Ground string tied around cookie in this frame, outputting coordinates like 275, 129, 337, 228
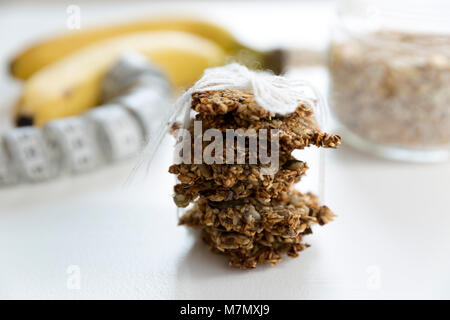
126, 63, 328, 186
177, 63, 326, 130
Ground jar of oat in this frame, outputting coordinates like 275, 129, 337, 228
329, 0, 450, 162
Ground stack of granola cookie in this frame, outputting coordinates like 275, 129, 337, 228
169, 89, 340, 269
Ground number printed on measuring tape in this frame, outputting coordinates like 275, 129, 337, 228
44, 117, 101, 173
87, 105, 143, 161
3, 127, 55, 182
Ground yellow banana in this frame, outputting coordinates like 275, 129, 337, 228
10, 17, 281, 80
15, 31, 227, 126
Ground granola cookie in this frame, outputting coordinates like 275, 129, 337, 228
190, 93, 341, 151
171, 158, 308, 207
202, 228, 310, 269
180, 189, 335, 238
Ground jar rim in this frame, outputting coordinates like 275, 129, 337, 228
334, 0, 450, 53
336, 0, 450, 36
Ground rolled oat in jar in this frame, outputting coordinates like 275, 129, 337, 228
329, 0, 450, 162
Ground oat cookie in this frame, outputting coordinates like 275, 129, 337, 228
170, 89, 340, 268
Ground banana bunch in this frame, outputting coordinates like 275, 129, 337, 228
15, 31, 226, 126
11, 18, 283, 126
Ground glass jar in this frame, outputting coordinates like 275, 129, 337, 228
328, 0, 450, 162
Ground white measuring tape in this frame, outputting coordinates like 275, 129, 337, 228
0, 53, 172, 186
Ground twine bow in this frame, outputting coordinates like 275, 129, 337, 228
175, 63, 326, 129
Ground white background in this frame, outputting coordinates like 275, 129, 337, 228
0, 0, 449, 299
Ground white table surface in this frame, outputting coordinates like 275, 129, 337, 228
1, 1, 450, 300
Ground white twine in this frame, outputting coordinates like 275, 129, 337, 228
175, 63, 326, 130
